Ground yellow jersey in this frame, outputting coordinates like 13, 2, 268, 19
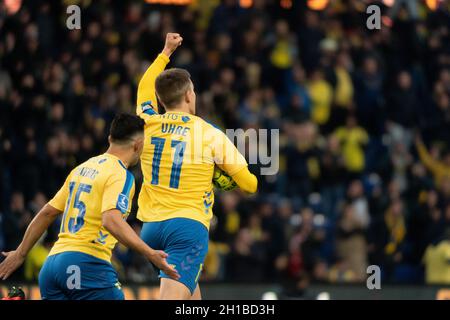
423, 240, 450, 285
334, 126, 369, 173
136, 54, 248, 229
48, 153, 135, 262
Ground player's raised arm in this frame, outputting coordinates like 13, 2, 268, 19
136, 33, 183, 115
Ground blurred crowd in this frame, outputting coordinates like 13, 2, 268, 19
1, 0, 450, 290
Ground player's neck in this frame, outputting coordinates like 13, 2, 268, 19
105, 147, 130, 168
167, 104, 192, 114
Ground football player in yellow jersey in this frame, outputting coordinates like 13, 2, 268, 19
0, 114, 178, 300
136, 34, 258, 299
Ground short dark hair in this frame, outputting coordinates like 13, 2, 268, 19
109, 113, 145, 143
155, 68, 192, 109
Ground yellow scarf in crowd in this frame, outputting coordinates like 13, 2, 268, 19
384, 210, 406, 255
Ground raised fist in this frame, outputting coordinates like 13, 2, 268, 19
162, 33, 183, 58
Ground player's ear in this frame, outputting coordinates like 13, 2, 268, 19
156, 98, 168, 113
185, 89, 191, 104
108, 135, 112, 144
186, 88, 196, 105
134, 136, 144, 153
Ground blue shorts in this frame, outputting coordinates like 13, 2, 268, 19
141, 218, 209, 295
38, 251, 124, 300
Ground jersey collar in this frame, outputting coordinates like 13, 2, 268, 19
104, 153, 127, 170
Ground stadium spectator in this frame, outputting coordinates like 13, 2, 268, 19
415, 135, 450, 188
3, 192, 32, 250
23, 234, 50, 281
336, 204, 368, 281
306, 68, 333, 127
423, 229, 450, 284
334, 115, 369, 176
226, 226, 266, 282
369, 199, 408, 280
319, 135, 345, 219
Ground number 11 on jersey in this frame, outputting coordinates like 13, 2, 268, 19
150, 137, 186, 189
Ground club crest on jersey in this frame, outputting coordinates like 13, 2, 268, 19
181, 115, 191, 123
117, 193, 129, 213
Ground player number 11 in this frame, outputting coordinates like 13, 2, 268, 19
150, 137, 186, 189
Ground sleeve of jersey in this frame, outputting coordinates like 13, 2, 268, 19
231, 167, 258, 194
136, 53, 170, 119
101, 170, 135, 215
212, 129, 249, 177
48, 173, 71, 212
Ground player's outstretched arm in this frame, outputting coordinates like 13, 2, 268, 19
136, 33, 183, 112
102, 210, 180, 280
231, 167, 258, 194
0, 204, 61, 280
212, 129, 258, 194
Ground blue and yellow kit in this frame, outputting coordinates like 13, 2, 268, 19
136, 54, 249, 231
39, 153, 134, 299
136, 53, 257, 294
48, 153, 135, 262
